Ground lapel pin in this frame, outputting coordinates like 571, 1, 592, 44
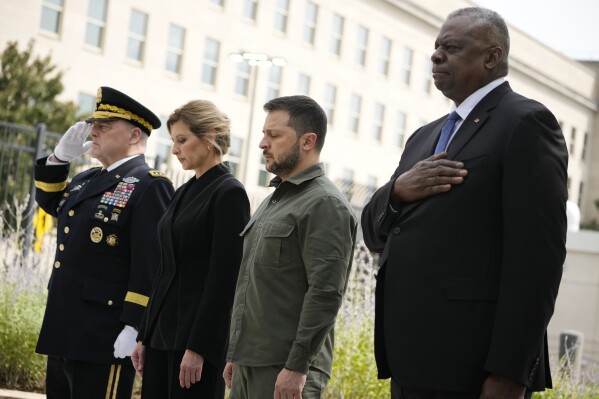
474, 118, 480, 123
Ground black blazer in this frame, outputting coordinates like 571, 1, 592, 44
362, 82, 568, 391
138, 164, 250, 368
34, 155, 174, 364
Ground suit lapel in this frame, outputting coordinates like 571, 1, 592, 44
397, 82, 512, 220
446, 82, 512, 158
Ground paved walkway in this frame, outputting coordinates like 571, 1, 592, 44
0, 389, 45, 399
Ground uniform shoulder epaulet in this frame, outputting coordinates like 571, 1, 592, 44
149, 170, 172, 182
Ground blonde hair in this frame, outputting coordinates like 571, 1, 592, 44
167, 100, 231, 155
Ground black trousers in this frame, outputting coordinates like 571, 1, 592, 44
140, 346, 224, 399
46, 355, 135, 399
391, 379, 533, 399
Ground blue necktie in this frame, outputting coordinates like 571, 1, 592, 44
434, 111, 460, 154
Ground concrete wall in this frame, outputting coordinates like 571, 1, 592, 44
548, 230, 599, 366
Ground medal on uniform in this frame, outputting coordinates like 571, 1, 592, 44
90, 227, 103, 243
100, 181, 136, 208
111, 208, 121, 221
106, 234, 118, 247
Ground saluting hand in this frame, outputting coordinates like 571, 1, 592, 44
53, 121, 93, 162
391, 152, 468, 205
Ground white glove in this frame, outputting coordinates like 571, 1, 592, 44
53, 121, 93, 162
113, 325, 138, 358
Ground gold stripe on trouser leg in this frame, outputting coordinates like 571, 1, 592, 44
112, 365, 121, 399
105, 365, 116, 399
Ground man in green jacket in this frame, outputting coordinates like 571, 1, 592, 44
224, 95, 357, 399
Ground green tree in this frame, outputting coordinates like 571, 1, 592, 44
0, 40, 77, 232
0, 39, 77, 132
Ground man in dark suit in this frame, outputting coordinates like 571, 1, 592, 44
361, 7, 568, 399
34, 86, 174, 399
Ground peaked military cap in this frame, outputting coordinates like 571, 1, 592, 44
86, 87, 161, 135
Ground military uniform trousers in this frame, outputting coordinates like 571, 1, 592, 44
46, 355, 135, 399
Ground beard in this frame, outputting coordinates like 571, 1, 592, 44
265, 139, 300, 177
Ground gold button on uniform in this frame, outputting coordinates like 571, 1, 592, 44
59, 244, 65, 251
64, 226, 70, 234
54, 261, 61, 269
108, 300, 113, 306
68, 210, 75, 216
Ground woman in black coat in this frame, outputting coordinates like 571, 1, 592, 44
132, 100, 250, 398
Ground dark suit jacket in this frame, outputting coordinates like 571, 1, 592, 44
138, 164, 250, 369
34, 155, 174, 364
361, 82, 568, 391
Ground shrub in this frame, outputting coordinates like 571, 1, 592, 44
323, 241, 389, 399
0, 197, 49, 392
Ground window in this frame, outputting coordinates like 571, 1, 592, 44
85, 0, 108, 48
582, 132, 589, 161
266, 66, 283, 101
400, 47, 413, 85
379, 37, 391, 76
394, 111, 407, 148
274, 0, 290, 33
355, 26, 369, 66
303, 2, 318, 45
77, 92, 96, 118
243, 0, 258, 20
330, 14, 344, 56
297, 73, 311, 95
578, 182, 584, 208
366, 175, 378, 193
234, 62, 251, 96
341, 169, 354, 201
227, 136, 243, 178
40, 0, 64, 34
570, 127, 576, 155
258, 157, 271, 187
154, 118, 173, 169
165, 24, 185, 74
210, 0, 225, 7
201, 38, 220, 86
422, 57, 432, 92
348, 94, 362, 134
323, 84, 337, 125
372, 103, 385, 141
127, 10, 148, 62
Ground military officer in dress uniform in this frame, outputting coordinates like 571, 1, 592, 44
34, 86, 175, 399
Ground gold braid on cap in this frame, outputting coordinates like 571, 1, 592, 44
96, 104, 153, 132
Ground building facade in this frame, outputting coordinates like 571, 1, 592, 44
0, 0, 597, 218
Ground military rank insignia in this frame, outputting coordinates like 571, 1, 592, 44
100, 180, 136, 207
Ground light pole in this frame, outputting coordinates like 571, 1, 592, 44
229, 51, 286, 186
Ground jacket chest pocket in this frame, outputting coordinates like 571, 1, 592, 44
255, 220, 295, 267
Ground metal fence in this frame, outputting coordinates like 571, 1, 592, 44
0, 119, 376, 252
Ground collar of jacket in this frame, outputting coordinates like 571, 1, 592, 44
268, 162, 325, 188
